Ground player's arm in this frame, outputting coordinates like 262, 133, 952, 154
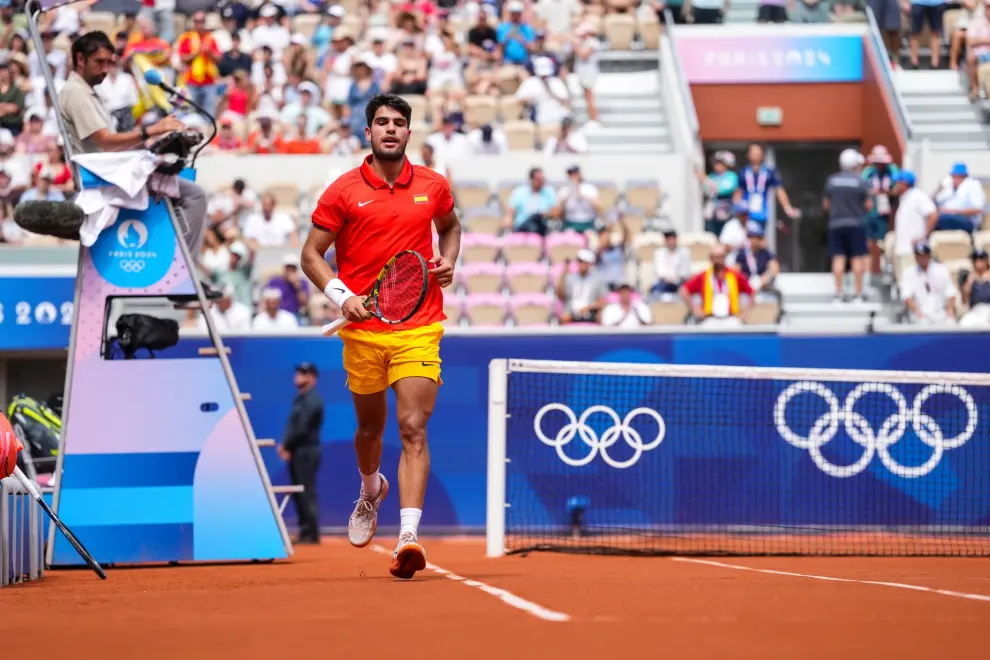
305, 190, 372, 322
432, 181, 461, 288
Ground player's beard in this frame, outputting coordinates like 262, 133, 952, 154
372, 135, 407, 162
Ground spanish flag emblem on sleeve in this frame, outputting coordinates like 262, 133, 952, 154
413, 194, 429, 204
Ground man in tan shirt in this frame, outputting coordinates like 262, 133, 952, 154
59, 31, 216, 298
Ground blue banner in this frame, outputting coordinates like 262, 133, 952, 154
0, 276, 74, 352
158, 331, 990, 531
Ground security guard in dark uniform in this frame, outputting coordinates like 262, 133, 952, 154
278, 362, 324, 544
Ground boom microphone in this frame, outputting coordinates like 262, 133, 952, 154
143, 67, 180, 97
13, 200, 85, 241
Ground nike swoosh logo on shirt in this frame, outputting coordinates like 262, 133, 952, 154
358, 200, 374, 207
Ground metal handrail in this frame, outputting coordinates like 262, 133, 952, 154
663, 9, 704, 166
865, 7, 914, 147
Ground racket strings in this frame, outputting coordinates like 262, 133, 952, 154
376, 253, 427, 322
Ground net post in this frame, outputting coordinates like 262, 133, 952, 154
486, 359, 509, 558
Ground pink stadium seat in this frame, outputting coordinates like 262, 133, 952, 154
460, 232, 501, 264
511, 293, 553, 326
458, 262, 505, 293
464, 293, 509, 325
505, 262, 550, 293
500, 232, 544, 263
545, 230, 587, 264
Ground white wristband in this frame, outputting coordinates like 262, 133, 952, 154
324, 279, 355, 307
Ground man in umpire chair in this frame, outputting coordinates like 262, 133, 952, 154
58, 31, 221, 302
278, 362, 324, 545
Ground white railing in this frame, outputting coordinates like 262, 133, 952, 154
658, 11, 705, 232
865, 7, 914, 151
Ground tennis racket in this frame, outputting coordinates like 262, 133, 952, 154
13, 466, 106, 580
322, 250, 430, 337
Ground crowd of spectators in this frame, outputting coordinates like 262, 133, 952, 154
0, 0, 987, 331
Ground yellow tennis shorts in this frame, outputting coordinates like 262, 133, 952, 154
339, 322, 444, 395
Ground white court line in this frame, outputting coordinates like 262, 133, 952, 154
370, 545, 570, 622
673, 557, 990, 603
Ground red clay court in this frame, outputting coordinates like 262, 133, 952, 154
3, 538, 988, 659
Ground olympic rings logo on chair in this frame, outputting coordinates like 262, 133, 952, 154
533, 403, 667, 469
119, 260, 146, 273
773, 382, 978, 479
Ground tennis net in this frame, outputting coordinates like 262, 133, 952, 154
486, 359, 990, 557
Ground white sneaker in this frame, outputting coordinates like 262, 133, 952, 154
347, 474, 389, 548
389, 531, 426, 580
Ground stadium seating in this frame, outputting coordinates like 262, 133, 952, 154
511, 293, 554, 326
464, 293, 509, 326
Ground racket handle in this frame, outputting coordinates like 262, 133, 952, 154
321, 318, 351, 337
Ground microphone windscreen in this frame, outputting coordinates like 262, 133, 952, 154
143, 68, 164, 86
13, 200, 86, 241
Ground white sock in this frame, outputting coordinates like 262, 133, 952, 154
361, 469, 381, 497
399, 508, 422, 539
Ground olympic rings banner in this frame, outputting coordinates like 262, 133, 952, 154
505, 370, 990, 530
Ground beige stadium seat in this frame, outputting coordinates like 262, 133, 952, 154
594, 182, 620, 211
291, 14, 322, 38
408, 121, 429, 151
499, 96, 524, 122
497, 181, 524, 211
633, 231, 665, 263
604, 14, 636, 50
204, 12, 223, 30
461, 237, 500, 264
637, 12, 661, 50
173, 13, 187, 37
513, 298, 553, 326
625, 181, 661, 216
401, 95, 429, 124
464, 96, 497, 127
943, 259, 972, 285
637, 261, 659, 292
442, 304, 462, 326
265, 183, 300, 208
501, 236, 544, 263
930, 230, 973, 262
622, 210, 647, 235
341, 15, 363, 32
497, 67, 523, 96
747, 298, 781, 325
975, 230, 990, 251
466, 210, 502, 235
681, 232, 718, 262
464, 298, 508, 325
507, 267, 549, 294
339, 0, 361, 14
505, 121, 536, 151
463, 268, 504, 294
84, 11, 116, 37
651, 298, 688, 326
453, 182, 491, 209
537, 123, 557, 146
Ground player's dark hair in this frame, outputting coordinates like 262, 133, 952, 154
71, 31, 114, 70
365, 94, 413, 127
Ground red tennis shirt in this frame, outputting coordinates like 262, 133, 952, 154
312, 154, 455, 332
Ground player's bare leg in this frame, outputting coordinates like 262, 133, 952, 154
388, 376, 437, 579
347, 390, 389, 548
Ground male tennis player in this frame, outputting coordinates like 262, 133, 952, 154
300, 94, 461, 579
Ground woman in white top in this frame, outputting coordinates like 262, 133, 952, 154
322, 31, 357, 117
427, 32, 466, 96
571, 22, 601, 126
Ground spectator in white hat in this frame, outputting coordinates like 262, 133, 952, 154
214, 240, 254, 308
252, 3, 291, 57
280, 80, 332, 138
498, 1, 535, 67
197, 285, 253, 332
253, 288, 300, 332
515, 55, 571, 127
18, 166, 63, 203
900, 240, 958, 326
267, 253, 311, 318
557, 248, 609, 324
15, 107, 56, 155
823, 148, 871, 303
364, 29, 398, 83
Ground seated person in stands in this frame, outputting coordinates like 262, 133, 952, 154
266, 254, 310, 319
595, 210, 629, 290
680, 244, 753, 327
543, 117, 588, 155
556, 249, 608, 324
960, 248, 990, 327
727, 222, 779, 295
196, 285, 252, 332
19, 167, 64, 203
699, 150, 738, 236
557, 165, 600, 234
503, 167, 558, 234
252, 287, 300, 332
601, 282, 654, 329
933, 162, 985, 233
899, 240, 958, 325
892, 170, 937, 260
651, 229, 691, 295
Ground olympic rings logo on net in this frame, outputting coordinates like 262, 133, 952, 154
533, 403, 667, 469
119, 260, 146, 273
773, 381, 978, 479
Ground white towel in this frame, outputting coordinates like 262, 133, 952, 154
71, 151, 168, 247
